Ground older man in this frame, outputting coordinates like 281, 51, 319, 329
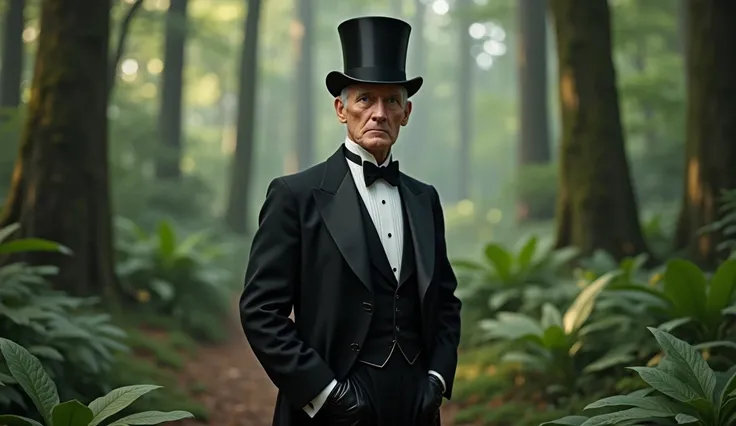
240, 16, 461, 426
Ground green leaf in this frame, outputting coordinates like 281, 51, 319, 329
88, 385, 163, 426
0, 338, 59, 425
540, 303, 563, 329
648, 327, 717, 400
51, 400, 94, 426
0, 414, 44, 426
658, 317, 693, 333
540, 416, 588, 426
563, 271, 619, 334
707, 259, 736, 313
157, 221, 176, 257
542, 325, 568, 350
629, 366, 704, 406
0, 223, 20, 243
500, 352, 547, 371
451, 259, 486, 271
663, 259, 708, 319
692, 341, 736, 351
108, 410, 193, 425
583, 395, 679, 413
582, 351, 635, 374
516, 236, 537, 271
718, 370, 736, 407
581, 407, 674, 426
674, 413, 699, 424
481, 312, 544, 340
0, 239, 72, 256
483, 243, 513, 282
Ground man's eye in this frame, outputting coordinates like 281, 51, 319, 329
358, 96, 369, 102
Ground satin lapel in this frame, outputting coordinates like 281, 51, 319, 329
399, 179, 435, 302
313, 147, 372, 292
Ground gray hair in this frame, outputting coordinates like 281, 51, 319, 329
340, 86, 408, 109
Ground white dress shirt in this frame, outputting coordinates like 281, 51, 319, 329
302, 138, 446, 418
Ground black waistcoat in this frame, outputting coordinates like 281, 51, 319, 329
355, 190, 423, 368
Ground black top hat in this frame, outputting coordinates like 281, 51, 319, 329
325, 16, 423, 98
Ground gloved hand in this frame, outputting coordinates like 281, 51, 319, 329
417, 374, 443, 425
320, 377, 372, 426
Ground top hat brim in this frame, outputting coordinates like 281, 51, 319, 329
326, 71, 424, 99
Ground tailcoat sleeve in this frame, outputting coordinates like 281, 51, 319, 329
428, 186, 462, 399
239, 177, 335, 409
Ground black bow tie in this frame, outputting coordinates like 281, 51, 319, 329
344, 147, 400, 187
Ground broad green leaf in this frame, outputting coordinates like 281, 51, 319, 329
692, 341, 736, 351
629, 366, 705, 407
0, 239, 72, 255
563, 271, 619, 334
483, 244, 513, 281
450, 259, 486, 271
0, 414, 44, 426
584, 395, 679, 413
542, 325, 568, 350
674, 413, 699, 424
540, 416, 588, 426
51, 400, 94, 426
0, 223, 20, 243
540, 303, 563, 329
108, 410, 193, 425
488, 312, 544, 338
581, 407, 674, 426
157, 221, 176, 257
516, 236, 537, 271
88, 385, 162, 426
0, 338, 59, 425
663, 259, 708, 319
500, 352, 547, 371
719, 371, 736, 407
658, 317, 693, 332
582, 351, 635, 374
0, 371, 16, 384
488, 288, 520, 311
707, 259, 736, 313
649, 327, 716, 400
577, 315, 629, 336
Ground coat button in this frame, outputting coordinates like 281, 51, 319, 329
350, 342, 360, 351
362, 302, 373, 312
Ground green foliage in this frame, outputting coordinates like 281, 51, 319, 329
0, 337, 193, 426
700, 189, 736, 260
479, 272, 633, 395
454, 235, 579, 322
542, 328, 736, 426
516, 164, 558, 220
114, 217, 234, 342
0, 224, 128, 410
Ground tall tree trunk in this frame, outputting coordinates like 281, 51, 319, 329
0, 0, 117, 298
673, 0, 736, 267
156, 0, 188, 180
517, 0, 552, 221
225, 0, 262, 234
109, 0, 144, 99
294, 0, 314, 170
456, 1, 473, 201
549, 0, 650, 261
401, 0, 427, 163
0, 0, 24, 112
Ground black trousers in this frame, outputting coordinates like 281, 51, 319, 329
350, 350, 428, 426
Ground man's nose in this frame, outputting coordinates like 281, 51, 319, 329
370, 101, 388, 121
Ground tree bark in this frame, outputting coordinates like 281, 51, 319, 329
456, 0, 473, 201
673, 0, 736, 267
517, 0, 552, 221
0, 0, 117, 298
294, 0, 314, 170
0, 0, 24, 111
156, 0, 188, 179
225, 0, 263, 234
549, 0, 650, 261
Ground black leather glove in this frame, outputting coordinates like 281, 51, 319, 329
417, 375, 443, 425
320, 377, 372, 426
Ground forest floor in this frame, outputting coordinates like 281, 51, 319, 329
163, 300, 459, 426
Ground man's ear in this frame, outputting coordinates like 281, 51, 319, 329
401, 100, 413, 126
334, 97, 348, 123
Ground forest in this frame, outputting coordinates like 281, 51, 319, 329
0, 0, 735, 425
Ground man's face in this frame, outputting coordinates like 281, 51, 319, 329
334, 84, 413, 161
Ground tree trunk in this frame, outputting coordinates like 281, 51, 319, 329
294, 0, 314, 170
225, 0, 262, 234
549, 0, 650, 261
456, 1, 473, 201
517, 0, 552, 221
0, 0, 24, 111
156, 0, 188, 179
109, 0, 144, 99
673, 0, 736, 267
0, 0, 117, 298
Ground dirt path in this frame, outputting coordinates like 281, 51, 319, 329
171, 303, 457, 425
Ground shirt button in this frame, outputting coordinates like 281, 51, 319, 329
388, 233, 392, 238
382, 200, 386, 204
392, 267, 397, 272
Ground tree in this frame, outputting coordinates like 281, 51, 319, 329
294, 0, 315, 170
0, 0, 24, 113
157, 0, 188, 179
516, 0, 553, 221
0, 0, 117, 298
225, 0, 263, 234
673, 0, 736, 266
549, 0, 650, 261
455, 0, 474, 201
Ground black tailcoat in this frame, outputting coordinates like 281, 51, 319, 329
239, 146, 462, 426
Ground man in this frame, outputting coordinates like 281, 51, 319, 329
240, 16, 461, 426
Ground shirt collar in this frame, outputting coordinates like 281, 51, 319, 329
344, 137, 392, 167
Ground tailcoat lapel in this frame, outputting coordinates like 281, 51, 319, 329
399, 178, 435, 302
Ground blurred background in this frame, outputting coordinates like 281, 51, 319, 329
1, 0, 735, 425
